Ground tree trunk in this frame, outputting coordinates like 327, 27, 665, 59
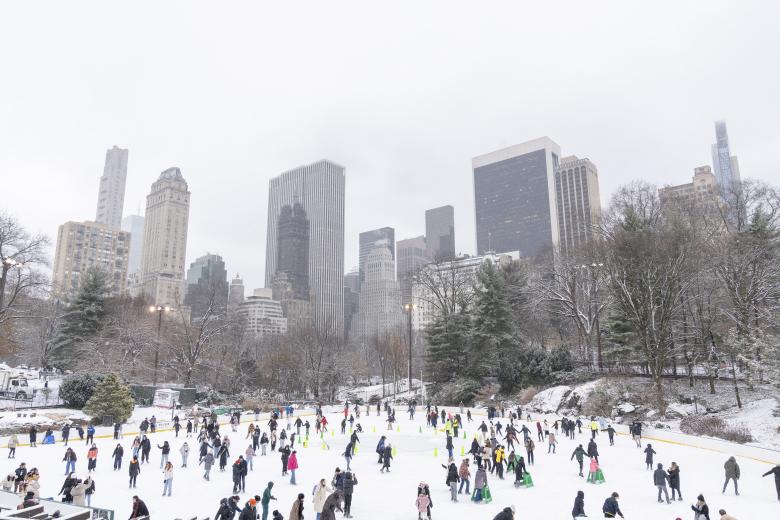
729, 354, 742, 409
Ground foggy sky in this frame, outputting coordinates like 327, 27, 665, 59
1, 1, 779, 293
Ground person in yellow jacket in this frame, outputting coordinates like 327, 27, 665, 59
590, 419, 599, 439
494, 446, 506, 480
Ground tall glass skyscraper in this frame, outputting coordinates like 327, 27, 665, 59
425, 205, 455, 260
265, 159, 345, 335
711, 120, 740, 188
472, 137, 561, 257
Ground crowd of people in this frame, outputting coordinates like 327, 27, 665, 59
1, 400, 778, 520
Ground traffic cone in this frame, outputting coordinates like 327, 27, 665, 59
354, 445, 359, 454
460, 446, 465, 456
321, 442, 327, 450
303, 440, 308, 448
419, 426, 422, 434
463, 431, 466, 440
372, 426, 376, 433
392, 446, 397, 457
433, 448, 438, 457
396, 425, 400, 432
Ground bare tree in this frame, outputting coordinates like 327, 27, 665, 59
601, 182, 697, 411
166, 289, 230, 387
0, 212, 50, 324
414, 258, 475, 316
537, 248, 609, 367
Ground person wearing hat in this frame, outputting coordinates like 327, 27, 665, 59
718, 509, 737, 520
691, 494, 710, 520
493, 505, 516, 519
289, 492, 305, 520
602, 492, 624, 518
239, 498, 257, 520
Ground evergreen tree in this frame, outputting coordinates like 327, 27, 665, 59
52, 267, 111, 369
470, 260, 520, 390
424, 311, 471, 384
83, 372, 135, 423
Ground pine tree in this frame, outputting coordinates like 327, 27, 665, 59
424, 311, 471, 384
52, 267, 111, 369
469, 260, 520, 389
83, 372, 135, 423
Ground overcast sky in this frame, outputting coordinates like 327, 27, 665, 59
1, 1, 779, 292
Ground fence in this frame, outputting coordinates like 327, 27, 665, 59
0, 388, 63, 411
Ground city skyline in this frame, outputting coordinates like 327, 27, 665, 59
2, 2, 778, 293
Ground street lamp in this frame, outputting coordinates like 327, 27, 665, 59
149, 305, 172, 388
403, 303, 414, 396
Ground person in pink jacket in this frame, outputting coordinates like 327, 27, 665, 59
288, 450, 299, 485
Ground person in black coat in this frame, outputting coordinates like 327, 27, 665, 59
762, 464, 780, 501
28, 426, 37, 447
572, 490, 585, 518
128, 456, 140, 488
667, 462, 682, 500
112, 444, 124, 471
643, 444, 655, 470
587, 439, 599, 463
214, 498, 233, 520
129, 495, 149, 519
513, 455, 527, 486
602, 492, 623, 518
691, 494, 710, 520
653, 463, 671, 504
492, 505, 515, 520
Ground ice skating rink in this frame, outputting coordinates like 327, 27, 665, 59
1, 407, 777, 519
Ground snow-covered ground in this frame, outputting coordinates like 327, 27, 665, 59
0, 405, 777, 519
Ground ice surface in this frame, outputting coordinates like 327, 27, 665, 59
0, 405, 777, 519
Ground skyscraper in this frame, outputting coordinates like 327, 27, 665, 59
343, 268, 360, 339
473, 137, 561, 257
554, 156, 601, 254
355, 247, 403, 340
711, 120, 741, 188
138, 167, 191, 306
265, 159, 345, 334
95, 146, 129, 230
52, 220, 130, 297
425, 205, 455, 260
228, 274, 245, 310
397, 235, 428, 305
358, 227, 395, 284
121, 214, 145, 277
184, 253, 229, 319
275, 203, 310, 300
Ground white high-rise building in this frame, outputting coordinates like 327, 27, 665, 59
356, 247, 403, 339
264, 159, 345, 335
138, 167, 190, 306
52, 220, 130, 297
554, 155, 601, 254
95, 146, 129, 230
121, 214, 145, 277
238, 294, 288, 337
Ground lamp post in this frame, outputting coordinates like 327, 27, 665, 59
149, 305, 171, 388
403, 303, 414, 395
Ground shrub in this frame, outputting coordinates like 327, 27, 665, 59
59, 373, 104, 408
679, 415, 753, 444
83, 373, 135, 423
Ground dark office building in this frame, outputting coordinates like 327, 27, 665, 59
425, 205, 455, 261
276, 203, 310, 300
184, 253, 229, 319
358, 227, 395, 284
472, 137, 561, 257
